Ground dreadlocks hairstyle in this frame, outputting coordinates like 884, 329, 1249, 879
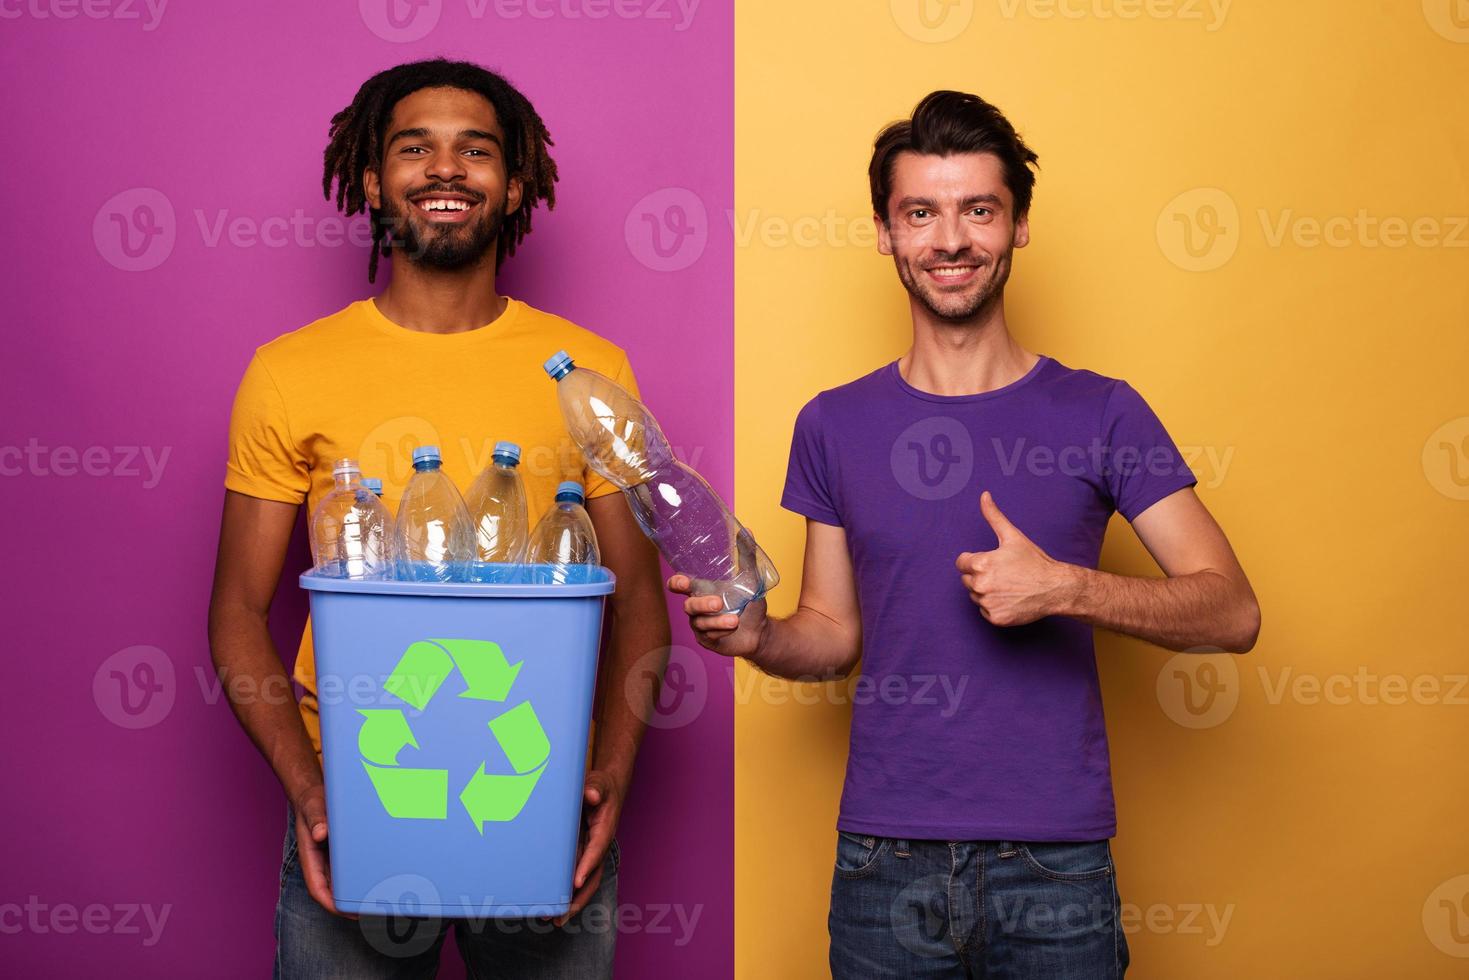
322, 58, 559, 283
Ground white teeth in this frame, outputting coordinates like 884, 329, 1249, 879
418, 199, 470, 212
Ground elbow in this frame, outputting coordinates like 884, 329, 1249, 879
1224, 596, 1261, 654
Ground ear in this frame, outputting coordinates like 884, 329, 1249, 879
505, 175, 524, 216
364, 166, 381, 211
1013, 211, 1030, 249
876, 213, 893, 256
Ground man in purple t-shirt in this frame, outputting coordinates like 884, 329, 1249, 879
671, 91, 1259, 978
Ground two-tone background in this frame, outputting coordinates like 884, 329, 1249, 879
2, 1, 1466, 976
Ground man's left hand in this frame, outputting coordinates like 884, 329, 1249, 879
956, 491, 1080, 627
555, 768, 625, 926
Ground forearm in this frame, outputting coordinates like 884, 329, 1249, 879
208, 605, 321, 802
591, 581, 671, 785
1056, 564, 1260, 653
747, 605, 861, 681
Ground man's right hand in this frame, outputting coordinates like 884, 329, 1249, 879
667, 574, 768, 659
292, 782, 356, 919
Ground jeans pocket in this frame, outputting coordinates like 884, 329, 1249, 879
834, 832, 885, 879
1018, 840, 1113, 882
279, 809, 300, 890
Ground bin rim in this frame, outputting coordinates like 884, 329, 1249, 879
300, 567, 615, 598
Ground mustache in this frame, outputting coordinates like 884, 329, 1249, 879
402, 185, 487, 204
918, 253, 987, 270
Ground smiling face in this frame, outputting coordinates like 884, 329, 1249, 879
363, 85, 524, 272
877, 151, 1029, 323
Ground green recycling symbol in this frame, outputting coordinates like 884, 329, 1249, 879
357, 638, 550, 833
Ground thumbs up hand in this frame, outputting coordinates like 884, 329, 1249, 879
956, 491, 1079, 627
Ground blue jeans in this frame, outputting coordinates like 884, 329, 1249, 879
829, 834, 1129, 979
274, 811, 619, 979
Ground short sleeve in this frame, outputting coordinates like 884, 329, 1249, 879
583, 353, 641, 500
1101, 381, 1197, 521
224, 353, 310, 504
781, 395, 842, 527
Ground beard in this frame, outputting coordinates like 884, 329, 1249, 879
379, 186, 506, 271
894, 246, 1014, 323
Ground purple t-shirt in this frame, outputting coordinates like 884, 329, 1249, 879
781, 356, 1196, 841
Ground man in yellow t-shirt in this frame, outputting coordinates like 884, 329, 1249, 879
208, 58, 669, 978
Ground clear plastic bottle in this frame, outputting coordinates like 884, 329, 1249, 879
392, 445, 474, 582
465, 441, 529, 567
308, 458, 393, 579
544, 350, 778, 612
526, 481, 601, 585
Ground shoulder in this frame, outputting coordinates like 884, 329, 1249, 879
250, 299, 367, 368
793, 362, 893, 429
513, 301, 629, 373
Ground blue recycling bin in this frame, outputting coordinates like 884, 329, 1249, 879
300, 564, 614, 917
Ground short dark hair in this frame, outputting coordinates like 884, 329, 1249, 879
869, 90, 1039, 224
322, 58, 559, 282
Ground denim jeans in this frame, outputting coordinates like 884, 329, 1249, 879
274, 811, 619, 979
829, 834, 1128, 979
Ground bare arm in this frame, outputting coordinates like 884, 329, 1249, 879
206, 490, 344, 914
563, 491, 671, 922
670, 518, 863, 681
959, 488, 1260, 653
1065, 488, 1260, 651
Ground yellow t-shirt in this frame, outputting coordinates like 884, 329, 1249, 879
224, 296, 637, 754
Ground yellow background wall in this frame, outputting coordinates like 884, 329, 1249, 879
734, 1, 1469, 976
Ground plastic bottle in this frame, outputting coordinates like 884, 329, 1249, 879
544, 350, 778, 612
465, 441, 529, 574
526, 481, 601, 585
308, 458, 393, 579
392, 445, 474, 582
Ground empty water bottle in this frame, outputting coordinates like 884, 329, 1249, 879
527, 481, 600, 585
308, 458, 393, 579
544, 350, 778, 613
465, 441, 529, 566
393, 445, 474, 582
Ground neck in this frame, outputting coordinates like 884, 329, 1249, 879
372, 248, 507, 334
899, 292, 1038, 397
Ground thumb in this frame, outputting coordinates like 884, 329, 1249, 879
301, 798, 328, 842
980, 491, 1022, 544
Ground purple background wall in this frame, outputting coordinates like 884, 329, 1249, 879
0, 1, 731, 976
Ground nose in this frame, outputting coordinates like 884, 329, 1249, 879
424, 147, 466, 185
932, 210, 968, 255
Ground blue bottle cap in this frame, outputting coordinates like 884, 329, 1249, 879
543, 350, 575, 381
555, 480, 585, 503
411, 445, 441, 466
493, 441, 522, 465
361, 477, 383, 494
